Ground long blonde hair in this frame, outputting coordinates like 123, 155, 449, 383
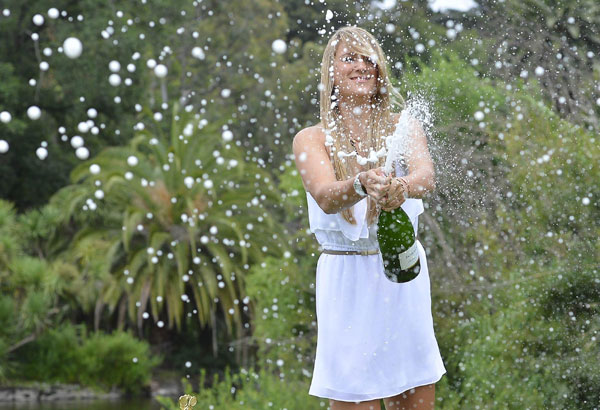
320, 26, 405, 225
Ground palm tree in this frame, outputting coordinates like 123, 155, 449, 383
55, 103, 288, 351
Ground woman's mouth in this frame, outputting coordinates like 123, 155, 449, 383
350, 75, 373, 83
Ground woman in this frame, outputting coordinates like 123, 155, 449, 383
292, 26, 446, 409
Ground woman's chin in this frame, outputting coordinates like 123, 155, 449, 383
340, 85, 376, 99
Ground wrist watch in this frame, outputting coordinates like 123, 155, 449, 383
353, 172, 367, 197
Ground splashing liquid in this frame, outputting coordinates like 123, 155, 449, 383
378, 96, 434, 283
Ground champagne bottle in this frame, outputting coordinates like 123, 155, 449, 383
377, 207, 421, 283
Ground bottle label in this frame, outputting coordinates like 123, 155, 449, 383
398, 241, 419, 269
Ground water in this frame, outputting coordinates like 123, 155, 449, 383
0, 398, 166, 410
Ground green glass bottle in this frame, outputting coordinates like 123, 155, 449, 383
377, 207, 421, 283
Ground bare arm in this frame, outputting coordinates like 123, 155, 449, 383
399, 116, 436, 198
292, 126, 389, 214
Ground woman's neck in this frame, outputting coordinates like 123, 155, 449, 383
337, 97, 372, 139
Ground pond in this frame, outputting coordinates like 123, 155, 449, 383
0, 398, 167, 410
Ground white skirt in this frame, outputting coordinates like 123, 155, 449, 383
308, 241, 447, 402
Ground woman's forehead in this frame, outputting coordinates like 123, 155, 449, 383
334, 38, 375, 57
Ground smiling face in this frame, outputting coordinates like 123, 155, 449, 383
332, 39, 379, 100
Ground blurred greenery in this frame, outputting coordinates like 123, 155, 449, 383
154, 365, 325, 410
0, 0, 598, 407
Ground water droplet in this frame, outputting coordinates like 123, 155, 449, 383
127, 155, 139, 166
63, 37, 83, 59
108, 60, 121, 72
191, 46, 205, 60
48, 8, 59, 19
75, 146, 89, 160
108, 73, 121, 86
27, 106, 41, 120
0, 111, 11, 123
222, 130, 233, 141
535, 66, 545, 76
272, 39, 287, 54
154, 64, 168, 78
32, 14, 44, 26
36, 147, 48, 160
71, 136, 84, 148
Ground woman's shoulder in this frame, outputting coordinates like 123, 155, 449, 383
391, 112, 402, 122
293, 123, 326, 145
390, 111, 423, 134
392, 111, 416, 124
388, 112, 403, 131
293, 123, 333, 158
392, 109, 421, 124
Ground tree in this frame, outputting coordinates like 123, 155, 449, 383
473, 0, 600, 128
53, 102, 289, 351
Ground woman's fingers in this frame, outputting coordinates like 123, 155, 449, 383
378, 201, 409, 212
378, 190, 406, 210
362, 170, 391, 201
367, 168, 391, 184
371, 184, 388, 201
373, 167, 387, 177
377, 178, 399, 204
368, 174, 389, 186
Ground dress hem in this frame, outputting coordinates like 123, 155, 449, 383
308, 369, 446, 403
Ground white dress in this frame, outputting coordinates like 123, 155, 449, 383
306, 170, 446, 402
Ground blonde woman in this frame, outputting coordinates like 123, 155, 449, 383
292, 26, 446, 409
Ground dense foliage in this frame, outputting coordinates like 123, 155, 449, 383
0, 0, 598, 407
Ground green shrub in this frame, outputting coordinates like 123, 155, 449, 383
412, 50, 599, 409
16, 323, 83, 385
435, 259, 599, 409
77, 329, 162, 393
245, 255, 317, 380
16, 324, 161, 394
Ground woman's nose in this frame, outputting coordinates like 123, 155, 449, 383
355, 57, 368, 69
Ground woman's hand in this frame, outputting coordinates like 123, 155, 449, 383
359, 168, 391, 202
378, 177, 407, 211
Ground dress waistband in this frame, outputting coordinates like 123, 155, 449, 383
321, 248, 380, 256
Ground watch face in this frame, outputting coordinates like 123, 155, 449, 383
354, 175, 366, 196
